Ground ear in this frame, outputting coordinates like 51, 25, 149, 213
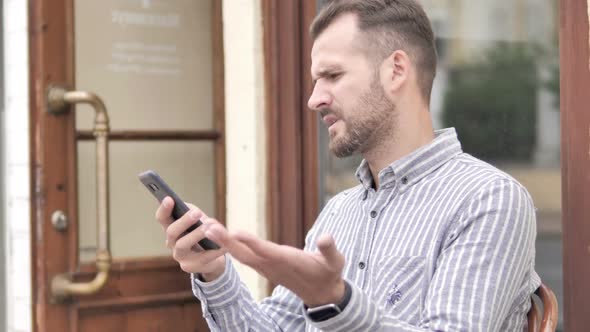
381, 50, 411, 94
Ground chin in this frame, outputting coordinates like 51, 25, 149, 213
329, 123, 345, 138
329, 138, 356, 158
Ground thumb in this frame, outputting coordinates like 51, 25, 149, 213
316, 234, 343, 268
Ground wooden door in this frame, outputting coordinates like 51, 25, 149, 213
29, 0, 224, 331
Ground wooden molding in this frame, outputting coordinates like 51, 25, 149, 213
75, 291, 195, 312
559, 0, 590, 330
263, 0, 319, 293
76, 130, 221, 141
264, 0, 318, 249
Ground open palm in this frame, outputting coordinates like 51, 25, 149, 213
206, 225, 346, 307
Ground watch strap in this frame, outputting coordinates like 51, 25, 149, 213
305, 281, 352, 322
338, 280, 352, 311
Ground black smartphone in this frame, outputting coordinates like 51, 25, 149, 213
138, 170, 220, 250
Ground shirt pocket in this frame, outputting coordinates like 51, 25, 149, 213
370, 255, 426, 324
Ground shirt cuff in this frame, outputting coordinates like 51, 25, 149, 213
303, 280, 379, 331
191, 255, 242, 310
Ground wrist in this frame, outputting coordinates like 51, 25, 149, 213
199, 256, 226, 282
305, 280, 352, 322
306, 278, 346, 308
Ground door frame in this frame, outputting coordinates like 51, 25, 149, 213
559, 0, 590, 330
264, 0, 319, 254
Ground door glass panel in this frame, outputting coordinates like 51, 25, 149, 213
78, 141, 216, 262
75, 0, 214, 130
75, 0, 219, 262
318, 1, 562, 330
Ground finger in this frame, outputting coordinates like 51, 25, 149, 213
194, 218, 222, 250
233, 231, 281, 256
155, 196, 175, 229
177, 252, 227, 275
202, 223, 230, 246
201, 217, 221, 227
166, 209, 202, 248
316, 234, 344, 270
173, 243, 226, 267
186, 203, 209, 220
172, 222, 224, 263
205, 225, 261, 267
194, 247, 227, 265
175, 222, 213, 251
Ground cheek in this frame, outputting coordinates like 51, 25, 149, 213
332, 80, 363, 116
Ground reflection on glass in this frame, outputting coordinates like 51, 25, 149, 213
75, 0, 214, 130
78, 141, 216, 262
318, 1, 562, 330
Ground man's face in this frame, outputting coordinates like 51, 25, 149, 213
309, 14, 395, 158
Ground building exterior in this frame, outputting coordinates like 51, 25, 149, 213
1, 0, 588, 331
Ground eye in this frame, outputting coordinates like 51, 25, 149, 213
327, 72, 342, 80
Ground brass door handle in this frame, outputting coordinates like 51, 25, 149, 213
46, 85, 112, 302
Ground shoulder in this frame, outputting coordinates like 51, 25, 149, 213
447, 153, 533, 201
445, 154, 536, 229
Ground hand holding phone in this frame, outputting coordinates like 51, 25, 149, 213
139, 170, 220, 250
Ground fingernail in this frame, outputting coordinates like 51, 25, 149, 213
190, 210, 201, 220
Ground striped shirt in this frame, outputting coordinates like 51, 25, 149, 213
192, 128, 540, 331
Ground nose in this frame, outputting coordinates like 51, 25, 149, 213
307, 82, 332, 111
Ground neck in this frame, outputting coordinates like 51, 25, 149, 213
363, 104, 435, 189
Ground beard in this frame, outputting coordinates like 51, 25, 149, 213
328, 76, 396, 158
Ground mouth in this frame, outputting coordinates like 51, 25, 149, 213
322, 114, 339, 129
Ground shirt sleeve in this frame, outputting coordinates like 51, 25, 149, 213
190, 196, 342, 331
304, 178, 539, 331
191, 255, 307, 331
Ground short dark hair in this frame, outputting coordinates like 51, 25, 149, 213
310, 0, 437, 103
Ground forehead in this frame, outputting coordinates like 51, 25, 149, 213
311, 13, 367, 75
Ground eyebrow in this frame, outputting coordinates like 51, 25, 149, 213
311, 65, 343, 84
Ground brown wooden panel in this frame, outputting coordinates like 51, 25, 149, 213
77, 302, 208, 332
264, 0, 318, 251
72, 267, 192, 300
301, 0, 320, 234
265, 0, 303, 249
29, 0, 76, 330
76, 130, 221, 141
78, 256, 178, 273
76, 291, 194, 311
264, 0, 318, 294
559, 0, 590, 330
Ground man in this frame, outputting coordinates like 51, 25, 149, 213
156, 0, 540, 330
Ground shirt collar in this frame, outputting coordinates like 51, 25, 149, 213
355, 128, 463, 192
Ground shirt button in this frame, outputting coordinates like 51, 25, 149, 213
401, 177, 409, 185
370, 210, 377, 218
358, 262, 366, 270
